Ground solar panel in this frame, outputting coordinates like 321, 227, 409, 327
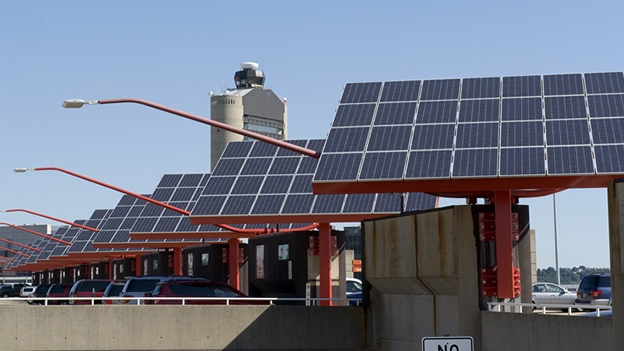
191, 139, 437, 224
314, 72, 624, 193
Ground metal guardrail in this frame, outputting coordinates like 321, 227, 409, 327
487, 301, 612, 316
2, 296, 363, 306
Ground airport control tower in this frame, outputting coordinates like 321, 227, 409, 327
210, 62, 288, 170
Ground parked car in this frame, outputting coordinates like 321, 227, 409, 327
146, 280, 262, 305
576, 273, 612, 306
531, 282, 577, 310
46, 283, 73, 305
102, 282, 126, 305
119, 275, 208, 304
69, 279, 118, 305
0, 283, 27, 298
20, 285, 36, 298
27, 284, 51, 305
346, 278, 363, 306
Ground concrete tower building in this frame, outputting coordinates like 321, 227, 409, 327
210, 62, 288, 170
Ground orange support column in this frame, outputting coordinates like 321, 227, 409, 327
229, 238, 240, 289
173, 247, 182, 276
135, 255, 142, 276
319, 223, 332, 306
494, 190, 515, 298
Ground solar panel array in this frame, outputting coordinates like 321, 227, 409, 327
314, 72, 624, 184
191, 139, 437, 222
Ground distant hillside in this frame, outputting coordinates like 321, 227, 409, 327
537, 266, 610, 284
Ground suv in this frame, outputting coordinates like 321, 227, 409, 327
0, 283, 27, 298
20, 285, 36, 298
27, 284, 51, 305
146, 280, 259, 305
119, 275, 207, 305
46, 283, 73, 305
102, 282, 126, 305
69, 279, 117, 305
576, 273, 612, 306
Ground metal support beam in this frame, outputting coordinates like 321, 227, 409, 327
135, 255, 142, 276
319, 223, 332, 306
494, 190, 515, 298
173, 248, 182, 276
229, 238, 240, 290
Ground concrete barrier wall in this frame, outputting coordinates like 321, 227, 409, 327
481, 311, 613, 350
0, 305, 365, 351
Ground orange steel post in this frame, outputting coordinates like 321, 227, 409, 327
0, 237, 42, 252
135, 255, 142, 276
0, 222, 72, 246
494, 190, 515, 298
229, 238, 240, 289
3, 208, 99, 232
319, 223, 332, 306
173, 247, 182, 275
0, 245, 29, 258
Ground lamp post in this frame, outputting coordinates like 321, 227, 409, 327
1, 208, 98, 232
0, 222, 71, 246
62, 98, 320, 159
0, 238, 42, 252
0, 245, 30, 258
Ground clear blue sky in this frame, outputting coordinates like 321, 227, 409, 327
1, 1, 620, 269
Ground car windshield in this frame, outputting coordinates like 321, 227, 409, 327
597, 276, 611, 287
106, 285, 124, 297
49, 285, 67, 293
126, 279, 161, 292
169, 283, 240, 297
79, 281, 111, 293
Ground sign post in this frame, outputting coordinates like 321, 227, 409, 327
422, 336, 474, 351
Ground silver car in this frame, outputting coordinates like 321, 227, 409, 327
531, 282, 576, 310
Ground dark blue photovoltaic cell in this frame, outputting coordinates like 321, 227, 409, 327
592, 119, 624, 144
502, 98, 542, 121
171, 188, 197, 201
130, 217, 158, 233
282, 194, 315, 214
380, 80, 421, 102
456, 123, 498, 148
374, 103, 417, 125
260, 175, 293, 194
324, 128, 369, 152
374, 193, 402, 212
502, 76, 541, 97
290, 175, 313, 193
90, 209, 109, 219
276, 139, 309, 157
595, 145, 624, 173
588, 95, 624, 117
251, 195, 285, 214
342, 193, 376, 213
359, 152, 407, 180
411, 124, 455, 150
153, 217, 180, 232
405, 150, 452, 178
546, 120, 590, 145
141, 203, 164, 217
585, 72, 624, 94
241, 158, 272, 175
420, 79, 460, 100
231, 176, 264, 194
545, 96, 587, 119
312, 194, 345, 214
340, 82, 382, 103
151, 188, 174, 201
157, 174, 182, 188
544, 74, 584, 96
332, 104, 377, 127
313, 154, 362, 181
222, 141, 253, 158
307, 139, 326, 153
406, 193, 438, 212
250, 141, 278, 157
461, 77, 500, 99
118, 195, 138, 206
417, 101, 457, 123
102, 218, 123, 230
179, 174, 204, 187
268, 157, 300, 174
458, 99, 499, 122
297, 156, 318, 174
221, 196, 256, 215
212, 159, 245, 176
501, 121, 543, 147
500, 148, 545, 176
452, 149, 498, 177
368, 126, 412, 151
193, 196, 226, 215
203, 177, 236, 195
547, 146, 594, 174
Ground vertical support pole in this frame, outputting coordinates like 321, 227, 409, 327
108, 261, 112, 280
173, 247, 182, 276
135, 255, 142, 276
229, 238, 240, 290
494, 190, 514, 298
319, 223, 332, 306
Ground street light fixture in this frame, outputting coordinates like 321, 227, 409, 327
61, 98, 321, 159
0, 237, 42, 252
0, 222, 72, 246
1, 208, 99, 232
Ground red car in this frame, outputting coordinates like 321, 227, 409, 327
69, 279, 118, 305
146, 280, 264, 305
46, 284, 73, 305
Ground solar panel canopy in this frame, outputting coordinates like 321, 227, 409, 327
313, 72, 624, 196
191, 139, 437, 224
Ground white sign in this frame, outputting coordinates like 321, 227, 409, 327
422, 336, 474, 351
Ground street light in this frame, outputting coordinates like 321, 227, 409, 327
62, 98, 321, 159
0, 222, 72, 246
1, 208, 99, 232
0, 237, 42, 252
0, 245, 29, 258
